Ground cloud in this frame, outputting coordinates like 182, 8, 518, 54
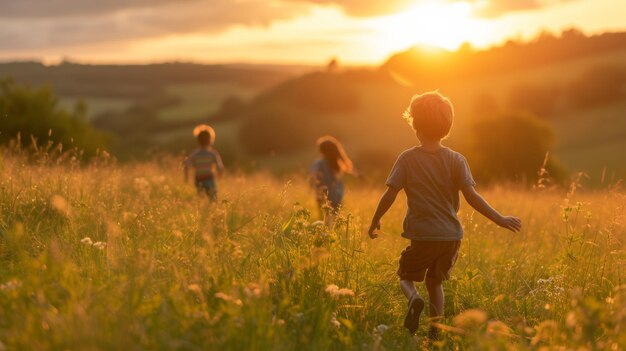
0, 0, 308, 50
0, 0, 578, 51
0, 0, 174, 18
293, 0, 576, 17
290, 0, 416, 16
462, 0, 576, 18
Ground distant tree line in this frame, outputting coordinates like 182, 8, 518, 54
0, 62, 294, 99
384, 29, 626, 85
0, 78, 108, 158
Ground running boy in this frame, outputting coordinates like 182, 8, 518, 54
367, 92, 521, 340
184, 124, 224, 201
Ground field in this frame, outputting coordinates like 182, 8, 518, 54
1, 150, 625, 350
552, 100, 626, 181
157, 83, 258, 122
58, 97, 134, 121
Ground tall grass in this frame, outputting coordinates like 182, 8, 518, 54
0, 149, 624, 350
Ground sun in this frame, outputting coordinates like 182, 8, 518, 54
370, 1, 483, 53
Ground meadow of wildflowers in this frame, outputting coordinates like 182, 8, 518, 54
0, 149, 624, 350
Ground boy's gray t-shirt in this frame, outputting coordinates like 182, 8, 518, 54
386, 146, 475, 241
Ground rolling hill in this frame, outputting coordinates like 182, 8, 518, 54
223, 30, 626, 181
1, 30, 625, 182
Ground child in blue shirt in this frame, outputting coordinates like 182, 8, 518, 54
184, 124, 224, 201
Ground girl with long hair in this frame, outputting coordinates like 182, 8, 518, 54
310, 135, 356, 222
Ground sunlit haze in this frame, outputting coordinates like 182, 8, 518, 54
1, 0, 625, 65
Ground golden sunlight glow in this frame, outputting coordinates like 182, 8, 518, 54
14, 0, 625, 65
369, 1, 493, 53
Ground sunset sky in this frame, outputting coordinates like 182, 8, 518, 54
1, 0, 625, 65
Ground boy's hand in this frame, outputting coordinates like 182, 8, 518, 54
497, 216, 522, 232
368, 221, 381, 239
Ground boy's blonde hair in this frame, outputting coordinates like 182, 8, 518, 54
193, 124, 215, 147
403, 91, 454, 140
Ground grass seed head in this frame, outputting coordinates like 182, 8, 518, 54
453, 309, 487, 330
50, 195, 71, 217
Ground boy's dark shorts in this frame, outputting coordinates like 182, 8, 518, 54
195, 178, 217, 201
397, 240, 461, 282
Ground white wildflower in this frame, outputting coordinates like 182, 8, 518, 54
215, 292, 243, 306
325, 284, 355, 299
272, 315, 285, 326
533, 275, 565, 298
0, 279, 22, 292
244, 282, 267, 299
187, 284, 202, 294
374, 324, 389, 335
373, 323, 388, 345
80, 237, 93, 245
330, 312, 341, 328
606, 297, 615, 304
92, 241, 107, 250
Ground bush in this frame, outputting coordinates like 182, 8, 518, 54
0, 78, 108, 158
466, 112, 567, 183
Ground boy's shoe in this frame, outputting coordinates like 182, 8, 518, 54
428, 326, 441, 341
404, 294, 425, 334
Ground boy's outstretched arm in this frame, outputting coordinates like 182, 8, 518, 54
368, 186, 400, 239
461, 185, 522, 232
215, 152, 225, 177
183, 164, 189, 184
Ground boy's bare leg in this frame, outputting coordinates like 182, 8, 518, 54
400, 280, 418, 300
401, 279, 424, 334
425, 276, 444, 339
425, 276, 444, 316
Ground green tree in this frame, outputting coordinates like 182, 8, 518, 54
0, 78, 108, 158
466, 112, 566, 184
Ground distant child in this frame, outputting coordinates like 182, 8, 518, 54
184, 124, 224, 202
367, 92, 521, 340
310, 136, 355, 222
